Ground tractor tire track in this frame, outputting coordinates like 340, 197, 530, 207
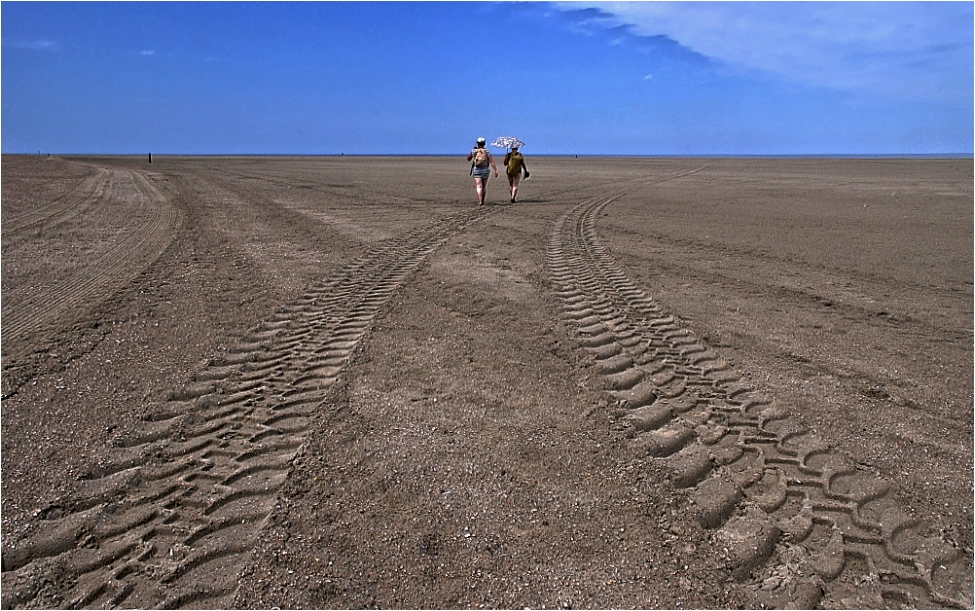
2, 169, 183, 358
547, 190, 972, 609
0, 205, 493, 610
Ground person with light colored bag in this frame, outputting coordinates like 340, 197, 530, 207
467, 137, 499, 205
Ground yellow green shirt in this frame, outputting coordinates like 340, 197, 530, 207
506, 152, 524, 175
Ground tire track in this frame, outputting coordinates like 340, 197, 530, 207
0, 205, 494, 610
547, 189, 972, 608
1, 168, 111, 242
2, 169, 183, 358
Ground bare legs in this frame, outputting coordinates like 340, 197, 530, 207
507, 173, 521, 203
474, 176, 487, 205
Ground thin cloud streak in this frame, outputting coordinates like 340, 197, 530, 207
4, 39, 59, 51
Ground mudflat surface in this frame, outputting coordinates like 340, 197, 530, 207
1, 154, 971, 609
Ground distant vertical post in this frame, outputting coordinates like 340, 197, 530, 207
149, 152, 152, 164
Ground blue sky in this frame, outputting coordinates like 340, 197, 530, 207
2, 2, 972, 155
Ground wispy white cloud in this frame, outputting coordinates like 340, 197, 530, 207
140, 50, 157, 56
4, 39, 59, 51
556, 2, 973, 103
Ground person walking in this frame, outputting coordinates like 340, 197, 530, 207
467, 137, 498, 205
503, 145, 529, 203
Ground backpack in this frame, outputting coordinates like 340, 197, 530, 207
472, 147, 490, 167
506, 152, 523, 175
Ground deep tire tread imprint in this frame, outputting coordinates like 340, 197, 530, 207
545, 180, 972, 609
0, 204, 495, 609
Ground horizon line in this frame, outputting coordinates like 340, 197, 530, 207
6, 152, 972, 159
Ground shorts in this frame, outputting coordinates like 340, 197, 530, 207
471, 165, 490, 179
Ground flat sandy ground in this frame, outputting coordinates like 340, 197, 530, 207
1, 154, 971, 609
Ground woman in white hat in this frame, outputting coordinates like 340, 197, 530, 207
466, 137, 498, 205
